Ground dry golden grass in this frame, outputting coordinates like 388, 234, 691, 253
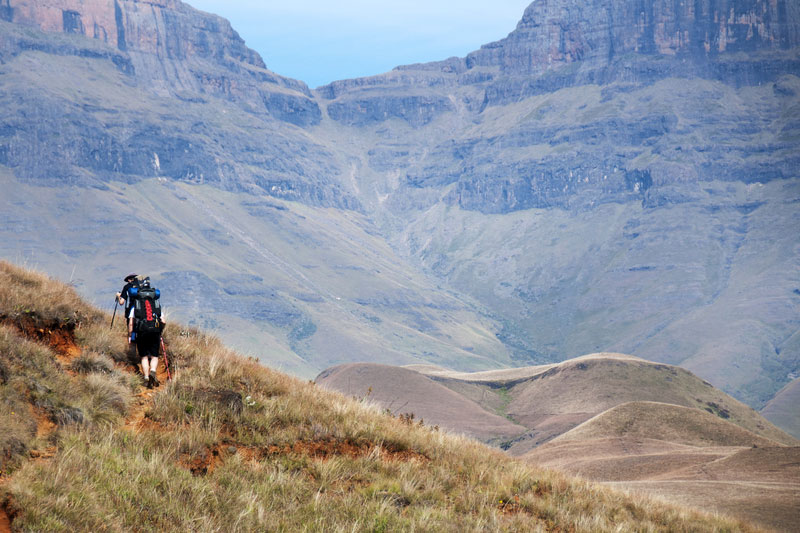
0, 260, 100, 327
0, 261, 761, 532
552, 401, 779, 447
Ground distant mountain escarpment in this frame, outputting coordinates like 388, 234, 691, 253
318, 0, 800, 214
0, 0, 349, 207
467, 0, 800, 80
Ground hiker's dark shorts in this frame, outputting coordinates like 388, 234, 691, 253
136, 332, 160, 359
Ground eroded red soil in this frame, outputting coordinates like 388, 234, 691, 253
179, 439, 429, 478
0, 502, 12, 533
3, 317, 79, 358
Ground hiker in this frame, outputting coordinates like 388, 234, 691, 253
116, 273, 139, 319
127, 277, 166, 388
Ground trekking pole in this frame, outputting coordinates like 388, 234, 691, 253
160, 337, 172, 381
110, 298, 119, 330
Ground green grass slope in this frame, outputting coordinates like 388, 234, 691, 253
0, 261, 760, 532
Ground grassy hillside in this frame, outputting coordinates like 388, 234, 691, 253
404, 354, 797, 454
390, 176, 800, 409
505, 355, 796, 447
316, 363, 525, 442
0, 261, 758, 531
550, 402, 779, 448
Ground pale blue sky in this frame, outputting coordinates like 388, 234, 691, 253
188, 1, 532, 88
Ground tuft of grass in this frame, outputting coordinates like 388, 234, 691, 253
70, 352, 115, 375
75, 322, 132, 365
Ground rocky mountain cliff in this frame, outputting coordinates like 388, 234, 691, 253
0, 0, 349, 206
0, 0, 798, 412
317, 0, 800, 214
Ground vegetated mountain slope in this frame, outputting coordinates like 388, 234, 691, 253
524, 402, 800, 532
319, 353, 797, 456
316, 363, 525, 441
0, 169, 511, 378
310, 0, 800, 411
0, 261, 756, 532
761, 377, 800, 439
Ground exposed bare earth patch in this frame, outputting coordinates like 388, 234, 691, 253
1, 317, 80, 364
0, 497, 14, 533
179, 439, 429, 477
123, 359, 171, 431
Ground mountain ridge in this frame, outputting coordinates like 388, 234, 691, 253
317, 354, 798, 452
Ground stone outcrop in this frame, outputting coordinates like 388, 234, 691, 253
468, 0, 799, 75
314, 0, 800, 213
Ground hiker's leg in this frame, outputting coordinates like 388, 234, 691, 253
148, 355, 160, 387
141, 356, 150, 378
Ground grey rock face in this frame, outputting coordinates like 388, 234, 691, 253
327, 95, 455, 128
467, 0, 800, 75
0, 0, 343, 207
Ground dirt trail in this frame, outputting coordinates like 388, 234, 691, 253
0, 504, 11, 533
0, 320, 171, 531
124, 353, 171, 431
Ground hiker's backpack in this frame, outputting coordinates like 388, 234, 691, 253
129, 280, 163, 334
123, 277, 141, 313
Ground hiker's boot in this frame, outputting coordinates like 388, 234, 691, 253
145, 374, 152, 389
149, 370, 160, 388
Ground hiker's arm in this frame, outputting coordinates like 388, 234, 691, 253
128, 315, 134, 341
116, 292, 125, 306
